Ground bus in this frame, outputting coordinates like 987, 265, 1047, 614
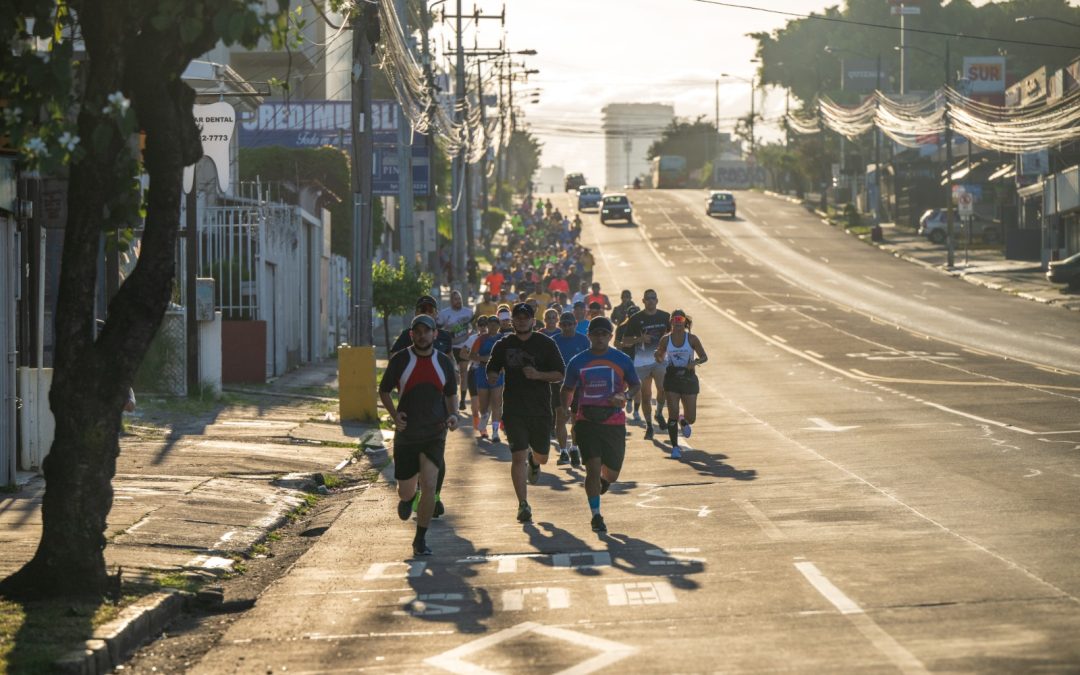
650, 155, 688, 188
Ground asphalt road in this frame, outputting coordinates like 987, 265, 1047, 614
193, 190, 1080, 674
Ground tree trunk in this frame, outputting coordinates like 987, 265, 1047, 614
0, 3, 210, 600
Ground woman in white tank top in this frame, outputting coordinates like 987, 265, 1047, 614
654, 310, 709, 458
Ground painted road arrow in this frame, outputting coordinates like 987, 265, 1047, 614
803, 417, 860, 432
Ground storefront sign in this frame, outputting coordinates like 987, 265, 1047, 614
962, 57, 1006, 94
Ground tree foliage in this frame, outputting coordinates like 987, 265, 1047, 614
647, 116, 738, 173
753, 0, 1080, 105
372, 258, 433, 348
507, 128, 542, 194
0, 0, 292, 600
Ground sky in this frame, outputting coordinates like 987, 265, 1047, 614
431, 0, 1001, 188
434, 0, 842, 186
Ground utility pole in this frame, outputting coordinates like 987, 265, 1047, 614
900, 3, 907, 95
943, 40, 955, 268
495, 57, 506, 209
394, 0, 415, 267
477, 58, 489, 246
350, 4, 376, 346
452, 0, 466, 295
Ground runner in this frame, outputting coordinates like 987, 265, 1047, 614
496, 304, 513, 333
390, 295, 454, 356
486, 303, 565, 523
585, 282, 611, 310
621, 289, 671, 440
560, 317, 641, 533
654, 310, 708, 458
572, 301, 589, 335
610, 290, 635, 326
541, 307, 561, 337
377, 315, 458, 556
437, 290, 475, 411
460, 317, 485, 436
470, 316, 505, 442
613, 304, 642, 420
551, 311, 591, 467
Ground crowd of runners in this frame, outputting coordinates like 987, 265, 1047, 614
377, 195, 708, 556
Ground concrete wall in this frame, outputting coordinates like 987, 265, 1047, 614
199, 311, 223, 395
16, 368, 53, 473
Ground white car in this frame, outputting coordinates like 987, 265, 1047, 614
918, 209, 999, 244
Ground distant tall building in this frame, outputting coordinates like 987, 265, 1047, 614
602, 103, 674, 189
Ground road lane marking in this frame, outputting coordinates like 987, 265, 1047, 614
862, 275, 894, 289
552, 552, 611, 569
819, 256, 830, 263
638, 228, 674, 267
1039, 332, 1065, 340
1023, 468, 1042, 478
607, 581, 677, 606
645, 548, 706, 565
502, 587, 571, 611
425, 621, 637, 675
804, 350, 824, 359
635, 484, 711, 517
803, 417, 859, 432
989, 318, 1009, 325
364, 561, 426, 580
734, 499, 784, 540
795, 562, 929, 674
771, 334, 788, 344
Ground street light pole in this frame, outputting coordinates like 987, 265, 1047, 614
944, 39, 955, 268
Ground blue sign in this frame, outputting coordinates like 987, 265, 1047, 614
373, 146, 431, 196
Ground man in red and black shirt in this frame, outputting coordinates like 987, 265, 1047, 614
379, 315, 459, 557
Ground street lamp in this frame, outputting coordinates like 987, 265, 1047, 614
720, 72, 756, 161
1015, 15, 1080, 28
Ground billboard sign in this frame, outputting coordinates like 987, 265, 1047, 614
239, 99, 424, 149
962, 57, 1006, 94
844, 59, 883, 94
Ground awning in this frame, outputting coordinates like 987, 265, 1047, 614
988, 163, 1016, 181
1017, 180, 1044, 199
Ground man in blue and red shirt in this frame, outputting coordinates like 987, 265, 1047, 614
560, 317, 641, 534
378, 315, 459, 556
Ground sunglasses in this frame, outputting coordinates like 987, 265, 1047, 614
672, 316, 687, 324
643, 296, 658, 301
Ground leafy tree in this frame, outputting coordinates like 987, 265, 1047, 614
754, 0, 1080, 106
507, 128, 542, 194
647, 116, 736, 174
239, 145, 352, 259
0, 0, 292, 599
372, 258, 434, 348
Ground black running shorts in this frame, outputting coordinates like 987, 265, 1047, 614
663, 366, 700, 395
468, 367, 479, 396
573, 421, 626, 472
393, 436, 446, 480
503, 415, 552, 455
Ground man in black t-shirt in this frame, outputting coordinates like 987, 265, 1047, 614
378, 315, 458, 557
486, 302, 565, 523
622, 289, 671, 440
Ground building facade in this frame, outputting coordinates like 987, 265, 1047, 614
601, 103, 674, 190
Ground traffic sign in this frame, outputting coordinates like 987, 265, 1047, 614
958, 191, 974, 217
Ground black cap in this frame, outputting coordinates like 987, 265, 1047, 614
587, 317, 614, 334
559, 311, 576, 324
573, 300, 586, 309
416, 294, 438, 309
588, 301, 603, 310
511, 302, 535, 317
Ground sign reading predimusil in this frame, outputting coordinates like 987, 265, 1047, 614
184, 101, 236, 194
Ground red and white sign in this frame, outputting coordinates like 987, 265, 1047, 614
962, 57, 1007, 94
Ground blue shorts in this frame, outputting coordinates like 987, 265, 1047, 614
477, 368, 504, 390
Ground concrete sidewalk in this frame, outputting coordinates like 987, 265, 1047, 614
0, 357, 383, 672
872, 223, 1080, 312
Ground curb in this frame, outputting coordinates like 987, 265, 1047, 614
54, 591, 187, 675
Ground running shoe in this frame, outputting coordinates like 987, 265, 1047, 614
569, 447, 581, 468
517, 500, 533, 523
412, 541, 433, 556
591, 513, 607, 533
458, 400, 466, 411
600, 478, 611, 494
479, 430, 489, 440
680, 416, 692, 438
556, 450, 570, 465
632, 410, 642, 423
527, 452, 541, 484
492, 430, 501, 444
397, 498, 413, 521
671, 446, 682, 459
433, 499, 445, 518
644, 426, 654, 440
654, 410, 667, 428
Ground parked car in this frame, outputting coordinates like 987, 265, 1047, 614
1046, 251, 1080, 290
577, 186, 602, 211
565, 173, 586, 192
918, 208, 999, 244
706, 190, 736, 218
599, 193, 633, 225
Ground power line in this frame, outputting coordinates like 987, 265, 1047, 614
688, 0, 1080, 51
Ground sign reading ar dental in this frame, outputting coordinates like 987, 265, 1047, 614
962, 57, 1006, 94
184, 102, 235, 194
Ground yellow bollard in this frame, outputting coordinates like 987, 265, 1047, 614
338, 345, 379, 422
